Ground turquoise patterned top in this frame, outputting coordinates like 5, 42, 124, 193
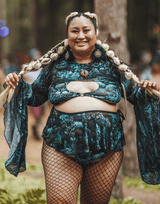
3, 45, 160, 185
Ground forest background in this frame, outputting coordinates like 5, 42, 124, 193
0, 0, 160, 203
0, 0, 160, 68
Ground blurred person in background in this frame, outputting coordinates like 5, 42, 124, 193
138, 50, 152, 76
140, 50, 160, 89
1, 53, 19, 76
23, 48, 45, 140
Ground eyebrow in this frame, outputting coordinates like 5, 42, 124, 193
70, 26, 90, 29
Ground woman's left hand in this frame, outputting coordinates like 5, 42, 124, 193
139, 80, 159, 91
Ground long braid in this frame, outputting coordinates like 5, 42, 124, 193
1, 12, 160, 103
0, 39, 68, 102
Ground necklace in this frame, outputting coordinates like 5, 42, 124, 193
80, 69, 89, 77
79, 61, 92, 78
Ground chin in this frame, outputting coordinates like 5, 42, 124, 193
74, 45, 94, 54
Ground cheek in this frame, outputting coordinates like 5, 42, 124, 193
88, 31, 97, 41
88, 35, 97, 44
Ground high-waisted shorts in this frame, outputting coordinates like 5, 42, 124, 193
42, 109, 125, 166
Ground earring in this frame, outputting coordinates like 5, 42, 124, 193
94, 49, 102, 58
65, 51, 70, 60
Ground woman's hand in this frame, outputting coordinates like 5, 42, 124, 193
4, 73, 21, 89
139, 80, 159, 91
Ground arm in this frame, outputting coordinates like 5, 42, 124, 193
120, 68, 159, 105
120, 68, 160, 185
4, 65, 52, 106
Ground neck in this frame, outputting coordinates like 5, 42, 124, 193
74, 55, 92, 63
72, 48, 94, 64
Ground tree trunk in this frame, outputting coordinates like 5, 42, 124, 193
158, 0, 160, 49
0, 0, 6, 59
30, 0, 38, 48
9, 0, 15, 62
95, 0, 138, 199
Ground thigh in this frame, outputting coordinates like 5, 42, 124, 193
42, 140, 83, 204
80, 150, 123, 204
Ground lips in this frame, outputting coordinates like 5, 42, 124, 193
76, 41, 88, 46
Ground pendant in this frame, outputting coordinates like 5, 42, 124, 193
80, 69, 89, 77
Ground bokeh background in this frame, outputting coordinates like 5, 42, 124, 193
0, 0, 160, 203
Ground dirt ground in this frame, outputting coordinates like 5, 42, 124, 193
0, 105, 160, 204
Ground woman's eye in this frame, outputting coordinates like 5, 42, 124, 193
84, 29, 90, 32
72, 30, 78, 33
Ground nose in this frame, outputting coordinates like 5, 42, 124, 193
77, 31, 85, 39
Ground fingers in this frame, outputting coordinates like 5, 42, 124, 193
4, 73, 21, 89
139, 80, 158, 91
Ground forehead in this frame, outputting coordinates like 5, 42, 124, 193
69, 16, 94, 29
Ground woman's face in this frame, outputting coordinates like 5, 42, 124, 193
68, 16, 97, 56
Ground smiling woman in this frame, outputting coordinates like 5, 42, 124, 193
1, 11, 160, 204
68, 15, 97, 62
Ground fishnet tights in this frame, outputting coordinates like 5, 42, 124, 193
42, 141, 83, 204
80, 150, 123, 204
42, 141, 123, 204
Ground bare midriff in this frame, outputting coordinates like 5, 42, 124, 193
55, 81, 118, 113
55, 97, 118, 113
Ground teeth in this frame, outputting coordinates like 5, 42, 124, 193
77, 41, 87, 44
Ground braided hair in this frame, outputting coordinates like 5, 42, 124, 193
0, 12, 158, 102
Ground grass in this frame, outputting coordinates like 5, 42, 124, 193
0, 158, 46, 204
123, 177, 160, 191
109, 197, 142, 204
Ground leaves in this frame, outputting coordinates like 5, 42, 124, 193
0, 158, 46, 204
123, 177, 160, 191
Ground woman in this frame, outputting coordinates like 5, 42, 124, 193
2, 12, 160, 204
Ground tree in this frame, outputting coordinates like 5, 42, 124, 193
94, 0, 139, 199
127, 0, 160, 64
0, 0, 6, 59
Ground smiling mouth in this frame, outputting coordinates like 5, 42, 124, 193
76, 41, 88, 46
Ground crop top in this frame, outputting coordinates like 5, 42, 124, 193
19, 45, 140, 107
26, 58, 122, 107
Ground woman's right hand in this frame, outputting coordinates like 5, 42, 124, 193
4, 73, 21, 89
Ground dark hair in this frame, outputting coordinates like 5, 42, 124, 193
66, 12, 97, 33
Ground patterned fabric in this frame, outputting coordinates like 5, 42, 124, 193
3, 45, 160, 185
26, 49, 122, 106
43, 109, 125, 166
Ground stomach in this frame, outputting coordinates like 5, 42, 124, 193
54, 96, 118, 113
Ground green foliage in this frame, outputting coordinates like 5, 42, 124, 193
0, 158, 46, 204
109, 198, 119, 204
21, 189, 46, 204
123, 177, 160, 191
27, 164, 44, 173
109, 197, 142, 204
121, 197, 142, 204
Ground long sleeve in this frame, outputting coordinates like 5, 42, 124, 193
25, 65, 52, 106
3, 64, 53, 176
120, 70, 160, 184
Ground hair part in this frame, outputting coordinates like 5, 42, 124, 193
66, 12, 97, 33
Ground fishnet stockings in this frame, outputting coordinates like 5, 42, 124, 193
42, 141, 83, 204
42, 140, 123, 204
81, 150, 123, 204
